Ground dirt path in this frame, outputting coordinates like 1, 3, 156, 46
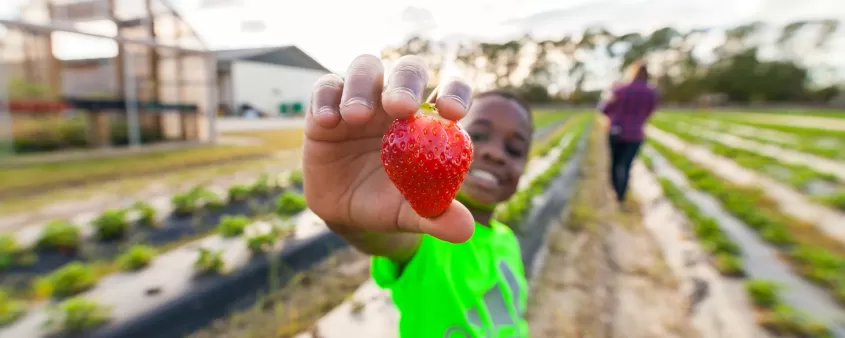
527, 125, 698, 338
630, 161, 765, 338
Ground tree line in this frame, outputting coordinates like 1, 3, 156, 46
381, 19, 843, 105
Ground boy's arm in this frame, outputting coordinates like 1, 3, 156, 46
333, 230, 421, 265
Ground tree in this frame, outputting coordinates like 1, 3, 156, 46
379, 18, 842, 105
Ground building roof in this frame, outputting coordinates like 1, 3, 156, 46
215, 45, 330, 73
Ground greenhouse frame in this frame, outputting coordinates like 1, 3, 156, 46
0, 0, 218, 157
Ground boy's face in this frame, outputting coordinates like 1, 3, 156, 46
459, 95, 532, 206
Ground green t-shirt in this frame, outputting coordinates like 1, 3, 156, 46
372, 220, 529, 338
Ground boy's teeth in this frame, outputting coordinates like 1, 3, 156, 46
470, 170, 498, 183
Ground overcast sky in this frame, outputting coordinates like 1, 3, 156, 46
1, 0, 843, 78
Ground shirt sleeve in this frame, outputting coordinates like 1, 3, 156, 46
647, 89, 660, 117
601, 88, 623, 116
371, 235, 432, 289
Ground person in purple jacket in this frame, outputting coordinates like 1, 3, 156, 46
599, 61, 659, 204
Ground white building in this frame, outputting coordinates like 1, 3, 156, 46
215, 46, 330, 116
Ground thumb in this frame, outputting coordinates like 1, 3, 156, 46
403, 200, 475, 243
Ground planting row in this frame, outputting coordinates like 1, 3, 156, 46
647, 139, 845, 308
641, 155, 744, 277
651, 120, 845, 211
0, 171, 307, 295
495, 114, 593, 232
0, 178, 309, 331
530, 114, 577, 158
676, 115, 845, 161
640, 155, 832, 336
0, 206, 314, 335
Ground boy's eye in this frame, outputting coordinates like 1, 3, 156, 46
468, 132, 487, 142
506, 144, 524, 158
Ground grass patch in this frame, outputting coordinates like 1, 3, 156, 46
533, 111, 571, 130
0, 128, 304, 198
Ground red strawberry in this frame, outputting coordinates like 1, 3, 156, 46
381, 103, 474, 218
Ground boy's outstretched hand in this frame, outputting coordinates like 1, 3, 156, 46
303, 54, 475, 244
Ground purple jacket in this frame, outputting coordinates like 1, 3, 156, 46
600, 80, 658, 141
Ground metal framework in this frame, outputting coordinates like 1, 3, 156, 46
0, 0, 218, 157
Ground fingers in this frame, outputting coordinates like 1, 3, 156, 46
432, 77, 472, 121
309, 53, 474, 130
309, 74, 344, 129
419, 201, 475, 243
399, 200, 475, 243
339, 54, 384, 125
381, 55, 430, 119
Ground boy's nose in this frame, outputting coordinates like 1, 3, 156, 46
478, 143, 506, 165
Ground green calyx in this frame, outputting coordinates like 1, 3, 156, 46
418, 102, 442, 118
456, 191, 498, 212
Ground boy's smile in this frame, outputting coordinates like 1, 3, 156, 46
459, 93, 533, 207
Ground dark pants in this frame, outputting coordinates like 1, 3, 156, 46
608, 135, 642, 202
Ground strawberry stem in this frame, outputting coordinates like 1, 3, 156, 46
418, 102, 440, 118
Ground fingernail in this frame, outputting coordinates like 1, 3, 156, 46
440, 94, 468, 110
440, 80, 472, 110
385, 63, 426, 103
384, 87, 418, 103
315, 106, 336, 117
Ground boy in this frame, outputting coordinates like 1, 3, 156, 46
303, 54, 533, 337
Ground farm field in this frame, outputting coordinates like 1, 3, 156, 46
642, 110, 845, 337
0, 111, 580, 338
2, 109, 845, 337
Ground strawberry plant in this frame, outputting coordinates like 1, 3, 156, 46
172, 186, 223, 214
249, 173, 274, 196
381, 103, 474, 218
36, 220, 81, 252
194, 248, 224, 275
217, 215, 251, 238
34, 262, 97, 298
116, 245, 157, 271
133, 201, 157, 227
171, 190, 202, 214
200, 188, 226, 209
245, 228, 283, 254
288, 169, 304, 187
0, 289, 25, 327
744, 279, 831, 337
227, 184, 252, 202
275, 191, 307, 216
43, 297, 109, 332
746, 280, 779, 308
92, 209, 129, 241
0, 234, 19, 271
